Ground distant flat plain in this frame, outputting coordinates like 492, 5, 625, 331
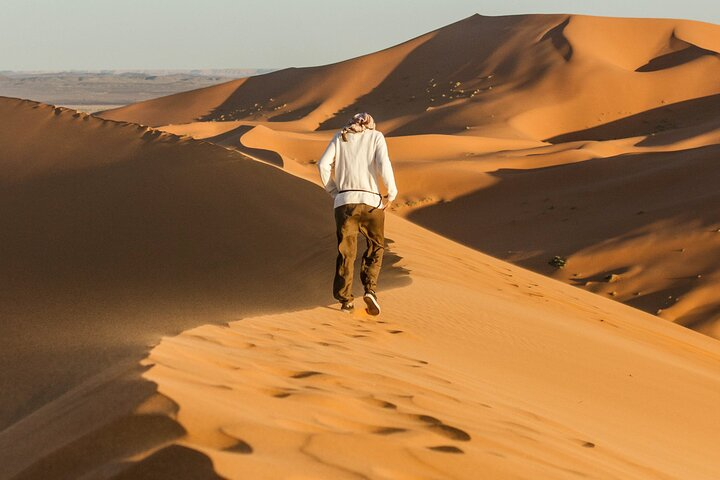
0, 69, 273, 112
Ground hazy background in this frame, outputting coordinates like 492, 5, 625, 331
2, 0, 719, 70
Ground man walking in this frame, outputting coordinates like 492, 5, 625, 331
318, 112, 398, 315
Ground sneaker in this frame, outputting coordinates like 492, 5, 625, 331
363, 290, 381, 316
340, 301, 354, 313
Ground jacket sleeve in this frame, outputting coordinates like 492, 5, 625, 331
374, 133, 398, 202
317, 136, 338, 197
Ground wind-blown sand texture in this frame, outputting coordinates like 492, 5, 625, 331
2, 12, 720, 480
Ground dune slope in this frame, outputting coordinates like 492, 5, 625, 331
99, 13, 720, 337
5, 11, 720, 480
0, 96, 405, 455
137, 214, 720, 480
2, 95, 720, 478
8, 214, 719, 479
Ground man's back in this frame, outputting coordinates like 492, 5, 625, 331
317, 112, 398, 315
318, 129, 397, 209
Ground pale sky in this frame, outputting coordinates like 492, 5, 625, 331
1, 0, 718, 70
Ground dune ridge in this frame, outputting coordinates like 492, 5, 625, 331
100, 14, 720, 140
0, 95, 341, 437
3, 11, 720, 480
3, 100, 720, 476
99, 13, 720, 337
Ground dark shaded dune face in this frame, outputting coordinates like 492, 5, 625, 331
10, 414, 188, 480
0, 97, 329, 429
546, 94, 720, 143
409, 145, 720, 260
110, 445, 227, 480
407, 144, 720, 332
317, 14, 565, 132
636, 43, 718, 72
205, 124, 284, 166
0, 98, 336, 314
540, 17, 573, 61
0, 97, 411, 431
197, 68, 326, 123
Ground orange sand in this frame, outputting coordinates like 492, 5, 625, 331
102, 13, 720, 337
3, 12, 720, 480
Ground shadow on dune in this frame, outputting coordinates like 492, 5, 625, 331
636, 41, 718, 72
195, 67, 325, 123
0, 362, 200, 480
408, 144, 720, 325
183, 15, 567, 137
111, 445, 227, 480
317, 14, 553, 135
546, 94, 720, 144
539, 17, 573, 62
205, 124, 284, 167
315, 14, 571, 136
268, 101, 321, 123
0, 99, 411, 478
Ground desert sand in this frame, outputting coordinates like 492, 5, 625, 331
101, 13, 720, 337
2, 12, 720, 480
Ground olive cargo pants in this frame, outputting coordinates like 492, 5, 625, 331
333, 203, 385, 303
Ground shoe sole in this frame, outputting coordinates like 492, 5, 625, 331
363, 294, 381, 316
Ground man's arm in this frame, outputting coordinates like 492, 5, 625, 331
317, 136, 338, 197
374, 133, 398, 206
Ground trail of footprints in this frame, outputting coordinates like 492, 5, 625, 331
270, 367, 473, 454
205, 311, 473, 456
156, 308, 612, 477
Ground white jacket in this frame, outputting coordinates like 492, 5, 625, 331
318, 129, 398, 209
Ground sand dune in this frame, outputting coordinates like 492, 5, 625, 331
99, 14, 720, 337
100, 14, 720, 140
4, 184, 720, 478
160, 117, 720, 338
98, 78, 247, 127
0, 96, 351, 447
4, 11, 720, 480
137, 214, 720, 480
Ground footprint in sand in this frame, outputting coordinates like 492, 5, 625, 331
291, 370, 323, 379
414, 414, 472, 441
364, 397, 398, 410
272, 390, 294, 398
428, 445, 464, 454
223, 439, 253, 454
373, 427, 408, 435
